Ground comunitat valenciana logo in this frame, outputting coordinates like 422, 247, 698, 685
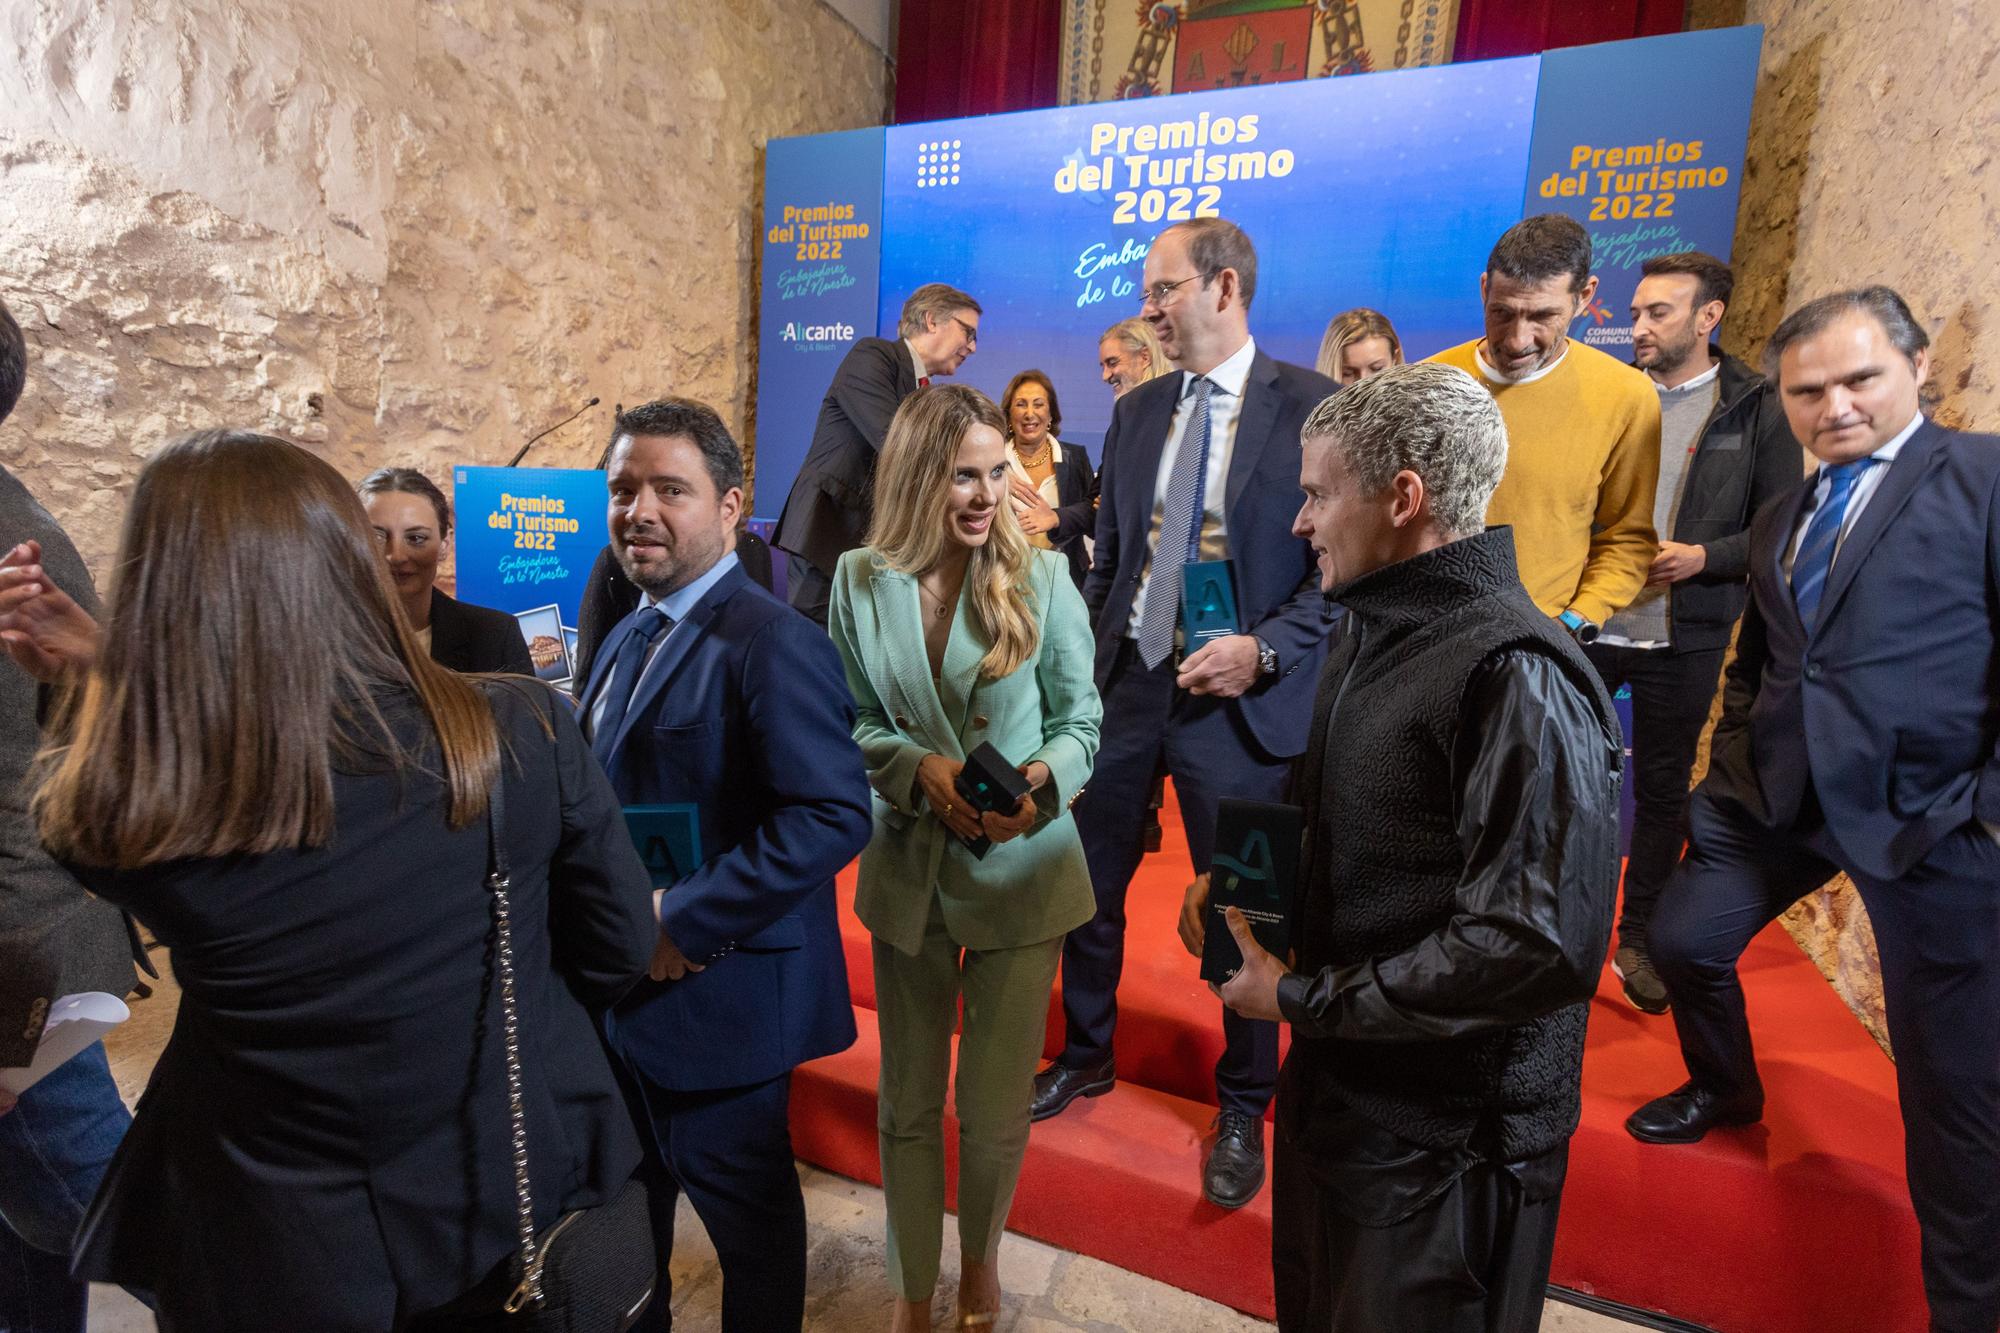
780, 320, 858, 349
1571, 294, 1633, 348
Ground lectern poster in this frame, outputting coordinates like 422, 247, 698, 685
452, 465, 607, 691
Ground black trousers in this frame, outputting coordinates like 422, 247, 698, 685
1582, 641, 1727, 941
1271, 1126, 1566, 1333
785, 561, 833, 629
1652, 791, 2000, 1333
1060, 640, 1284, 1115
617, 1069, 806, 1333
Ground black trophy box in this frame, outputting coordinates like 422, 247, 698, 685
952, 742, 1031, 860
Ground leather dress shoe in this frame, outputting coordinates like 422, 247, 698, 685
1030, 1058, 1114, 1122
1612, 939, 1671, 1015
1625, 1080, 1763, 1144
1202, 1110, 1266, 1209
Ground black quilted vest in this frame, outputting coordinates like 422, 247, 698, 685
1289, 527, 1620, 1161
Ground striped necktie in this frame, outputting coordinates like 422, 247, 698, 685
1136, 375, 1215, 669
1790, 458, 1879, 633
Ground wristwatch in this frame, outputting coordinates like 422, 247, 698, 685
1558, 609, 1600, 644
1254, 636, 1278, 676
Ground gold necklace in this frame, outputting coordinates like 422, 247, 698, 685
918, 577, 959, 620
1014, 437, 1053, 469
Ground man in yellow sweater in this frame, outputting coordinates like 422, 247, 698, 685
1431, 214, 1661, 636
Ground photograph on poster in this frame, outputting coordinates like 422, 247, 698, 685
513, 603, 571, 686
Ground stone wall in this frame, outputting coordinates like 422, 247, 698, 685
1686, 0, 2000, 1050
0, 0, 890, 578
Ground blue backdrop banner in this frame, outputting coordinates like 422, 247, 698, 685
1525, 28, 1763, 356
755, 128, 886, 517
452, 464, 608, 692
752, 27, 1762, 513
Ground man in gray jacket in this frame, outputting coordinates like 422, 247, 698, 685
0, 295, 146, 1332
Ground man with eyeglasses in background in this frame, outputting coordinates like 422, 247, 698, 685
1031, 218, 1338, 1212
773, 283, 981, 626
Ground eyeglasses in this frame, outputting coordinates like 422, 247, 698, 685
952, 316, 979, 348
1141, 272, 1215, 308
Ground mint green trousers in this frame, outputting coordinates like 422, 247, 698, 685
871, 895, 1062, 1300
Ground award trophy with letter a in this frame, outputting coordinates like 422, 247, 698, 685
1180, 558, 1240, 656
1200, 798, 1303, 984
622, 805, 703, 888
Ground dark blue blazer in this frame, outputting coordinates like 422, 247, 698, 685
1704, 420, 2000, 881
1083, 347, 1340, 759
582, 562, 872, 1091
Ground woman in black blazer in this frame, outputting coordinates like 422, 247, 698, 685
1000, 369, 1097, 588
12, 431, 657, 1332
359, 467, 536, 675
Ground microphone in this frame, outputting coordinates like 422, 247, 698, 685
508, 396, 601, 468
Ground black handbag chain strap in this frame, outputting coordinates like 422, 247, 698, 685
482, 721, 548, 1314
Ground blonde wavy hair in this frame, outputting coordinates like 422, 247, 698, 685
1315, 307, 1405, 381
867, 385, 1040, 679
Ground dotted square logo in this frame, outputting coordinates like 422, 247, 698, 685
915, 139, 962, 189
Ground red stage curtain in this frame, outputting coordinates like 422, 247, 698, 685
1454, 0, 1684, 61
894, 0, 1066, 123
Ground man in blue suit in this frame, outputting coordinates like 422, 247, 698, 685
1031, 218, 1339, 1210
1628, 289, 2000, 1333
578, 398, 872, 1332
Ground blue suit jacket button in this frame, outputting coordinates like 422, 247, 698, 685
1805, 661, 1823, 682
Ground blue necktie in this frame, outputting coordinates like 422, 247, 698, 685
1791, 458, 1878, 633
591, 606, 670, 764
1137, 375, 1215, 669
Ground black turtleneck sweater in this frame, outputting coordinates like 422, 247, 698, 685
1274, 526, 1623, 1174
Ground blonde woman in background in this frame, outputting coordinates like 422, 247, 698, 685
1315, 307, 1405, 385
1097, 317, 1169, 396
828, 385, 1100, 1331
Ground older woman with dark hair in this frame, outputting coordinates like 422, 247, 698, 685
1000, 369, 1096, 589
2, 431, 658, 1331
357, 467, 535, 675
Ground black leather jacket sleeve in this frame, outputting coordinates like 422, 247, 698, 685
1700, 383, 1806, 581
1276, 649, 1620, 1040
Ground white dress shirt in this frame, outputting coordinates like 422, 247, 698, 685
1782, 412, 1923, 577
906, 339, 927, 385
1126, 336, 1257, 636
586, 550, 741, 739
1006, 437, 1067, 552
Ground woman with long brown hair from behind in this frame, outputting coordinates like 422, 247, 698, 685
3, 431, 656, 1331
827, 386, 1101, 1331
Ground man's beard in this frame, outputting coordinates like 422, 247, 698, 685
1644, 326, 1703, 375
617, 533, 716, 598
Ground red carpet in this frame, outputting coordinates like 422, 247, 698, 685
791, 789, 1927, 1331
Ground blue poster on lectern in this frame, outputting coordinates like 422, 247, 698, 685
452, 465, 607, 692
751, 26, 1763, 511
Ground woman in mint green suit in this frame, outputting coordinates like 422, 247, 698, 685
828, 384, 1101, 1332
